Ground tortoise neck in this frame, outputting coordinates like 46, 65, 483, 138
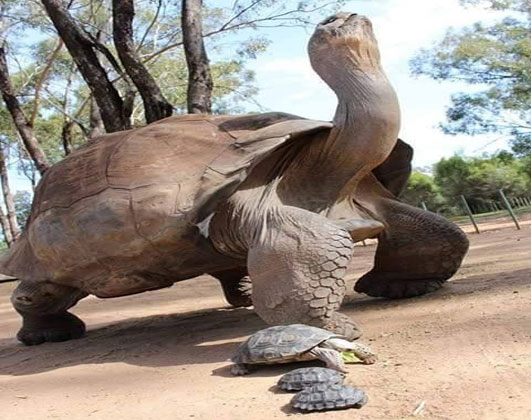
330, 70, 400, 170
280, 70, 400, 213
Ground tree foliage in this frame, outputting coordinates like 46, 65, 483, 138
401, 152, 531, 215
410, 0, 530, 153
401, 172, 446, 212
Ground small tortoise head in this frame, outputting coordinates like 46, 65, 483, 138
308, 13, 382, 91
322, 337, 376, 364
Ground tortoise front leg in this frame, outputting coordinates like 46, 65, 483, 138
309, 347, 347, 373
247, 206, 361, 340
355, 199, 469, 298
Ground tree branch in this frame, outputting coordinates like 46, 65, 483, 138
30, 38, 63, 126
112, 0, 173, 123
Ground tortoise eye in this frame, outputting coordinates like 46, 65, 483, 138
322, 16, 337, 25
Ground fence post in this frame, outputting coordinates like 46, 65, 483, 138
460, 195, 480, 234
498, 189, 521, 230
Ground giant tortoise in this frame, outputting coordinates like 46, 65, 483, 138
1, 13, 468, 345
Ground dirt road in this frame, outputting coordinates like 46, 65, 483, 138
1, 225, 530, 420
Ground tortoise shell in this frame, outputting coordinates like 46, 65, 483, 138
0, 108, 410, 299
0, 113, 312, 296
278, 367, 345, 391
291, 383, 368, 411
231, 324, 339, 365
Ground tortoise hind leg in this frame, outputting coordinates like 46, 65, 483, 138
11, 280, 87, 345
355, 200, 469, 298
209, 267, 252, 308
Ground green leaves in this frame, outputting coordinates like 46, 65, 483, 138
410, 1, 530, 146
402, 152, 531, 215
341, 352, 362, 364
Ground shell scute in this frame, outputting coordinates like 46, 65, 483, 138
232, 324, 337, 364
291, 383, 368, 412
278, 367, 345, 391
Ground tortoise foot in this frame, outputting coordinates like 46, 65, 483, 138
322, 312, 362, 340
230, 364, 250, 376
354, 273, 445, 299
17, 312, 86, 346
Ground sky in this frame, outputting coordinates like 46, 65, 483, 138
244, 0, 511, 169
8, 0, 512, 193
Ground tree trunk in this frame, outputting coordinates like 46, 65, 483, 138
62, 120, 74, 155
182, 0, 213, 114
0, 143, 19, 241
88, 98, 105, 139
0, 46, 51, 175
0, 205, 13, 247
112, 0, 173, 123
40, 0, 129, 133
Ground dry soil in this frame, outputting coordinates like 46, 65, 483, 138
0, 221, 530, 420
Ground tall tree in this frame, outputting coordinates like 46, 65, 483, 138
0, 204, 13, 246
182, 0, 213, 114
0, 45, 51, 174
40, 0, 130, 132
112, 0, 173, 123
410, 0, 530, 152
0, 142, 19, 241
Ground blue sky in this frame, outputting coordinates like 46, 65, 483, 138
8, 0, 511, 194
244, 0, 511, 168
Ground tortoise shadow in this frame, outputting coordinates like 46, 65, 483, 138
343, 267, 531, 312
280, 403, 299, 415
1, 267, 529, 377
211, 359, 324, 379
0, 306, 266, 377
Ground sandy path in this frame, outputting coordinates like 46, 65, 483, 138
1, 226, 530, 420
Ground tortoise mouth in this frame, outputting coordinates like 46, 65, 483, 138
314, 12, 373, 38
308, 12, 380, 79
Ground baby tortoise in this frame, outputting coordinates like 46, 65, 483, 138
291, 383, 368, 412
230, 324, 375, 375
278, 367, 345, 391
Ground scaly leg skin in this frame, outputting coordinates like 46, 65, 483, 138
11, 280, 87, 345
355, 199, 469, 299
247, 206, 362, 340
209, 267, 253, 308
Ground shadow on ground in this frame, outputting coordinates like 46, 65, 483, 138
0, 267, 529, 378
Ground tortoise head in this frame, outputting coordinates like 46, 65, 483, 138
308, 13, 382, 92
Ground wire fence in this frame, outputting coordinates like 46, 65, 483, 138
422, 189, 531, 234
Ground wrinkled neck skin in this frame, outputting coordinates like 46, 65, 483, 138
209, 57, 400, 255
331, 68, 400, 196
279, 65, 400, 216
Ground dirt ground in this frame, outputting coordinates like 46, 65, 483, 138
1, 222, 530, 420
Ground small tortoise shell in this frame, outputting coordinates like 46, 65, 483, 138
278, 367, 344, 391
291, 383, 368, 412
